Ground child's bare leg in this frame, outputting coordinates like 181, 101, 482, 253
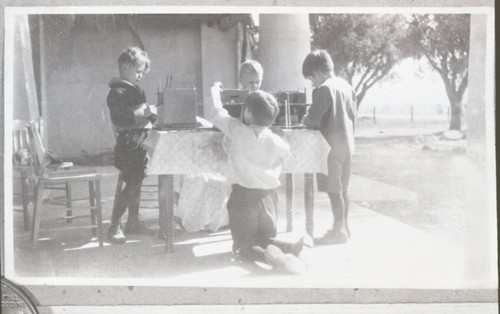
315, 192, 348, 244
328, 192, 346, 231
343, 191, 351, 238
124, 179, 156, 235
107, 184, 131, 243
125, 180, 142, 218
110, 189, 128, 227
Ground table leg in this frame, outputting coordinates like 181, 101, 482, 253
304, 173, 314, 237
159, 175, 174, 253
285, 173, 294, 232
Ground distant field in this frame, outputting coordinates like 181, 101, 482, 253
354, 115, 460, 138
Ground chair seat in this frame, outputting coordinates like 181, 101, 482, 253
40, 169, 102, 184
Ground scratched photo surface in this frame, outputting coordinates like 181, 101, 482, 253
2, 1, 496, 309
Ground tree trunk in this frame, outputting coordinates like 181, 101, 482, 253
449, 100, 462, 130
441, 74, 464, 131
356, 89, 366, 110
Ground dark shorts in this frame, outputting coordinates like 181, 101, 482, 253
317, 153, 352, 194
114, 129, 149, 184
227, 184, 278, 256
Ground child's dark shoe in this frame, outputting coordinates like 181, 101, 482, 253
291, 234, 314, 269
303, 234, 314, 248
291, 234, 314, 257
107, 224, 126, 244
265, 244, 306, 274
314, 229, 348, 245
124, 218, 156, 236
290, 236, 304, 257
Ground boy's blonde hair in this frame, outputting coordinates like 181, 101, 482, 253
118, 47, 151, 73
245, 90, 279, 127
302, 50, 334, 78
239, 59, 263, 79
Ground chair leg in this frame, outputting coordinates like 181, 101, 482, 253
31, 182, 45, 249
65, 182, 73, 223
20, 169, 30, 231
94, 180, 104, 247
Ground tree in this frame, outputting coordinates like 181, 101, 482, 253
309, 14, 418, 109
410, 14, 470, 130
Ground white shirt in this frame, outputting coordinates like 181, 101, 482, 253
205, 91, 290, 190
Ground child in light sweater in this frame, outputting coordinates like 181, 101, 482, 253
173, 60, 264, 232
206, 82, 311, 274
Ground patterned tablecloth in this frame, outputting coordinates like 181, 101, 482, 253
144, 128, 330, 176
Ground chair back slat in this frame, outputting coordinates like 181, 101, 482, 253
12, 120, 32, 166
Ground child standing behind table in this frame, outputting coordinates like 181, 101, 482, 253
106, 47, 158, 243
173, 59, 265, 232
301, 50, 357, 244
206, 83, 312, 274
239, 60, 263, 94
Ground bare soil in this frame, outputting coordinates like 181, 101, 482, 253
352, 118, 470, 245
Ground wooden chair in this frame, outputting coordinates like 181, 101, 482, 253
26, 120, 104, 249
13, 120, 77, 230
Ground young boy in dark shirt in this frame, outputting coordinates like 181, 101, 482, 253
302, 50, 357, 244
106, 47, 158, 243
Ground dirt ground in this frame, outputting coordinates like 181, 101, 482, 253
352, 117, 471, 246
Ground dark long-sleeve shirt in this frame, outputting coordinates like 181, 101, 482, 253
107, 78, 152, 133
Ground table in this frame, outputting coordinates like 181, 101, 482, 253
144, 128, 330, 252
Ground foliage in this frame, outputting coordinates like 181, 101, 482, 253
410, 14, 470, 130
309, 14, 418, 108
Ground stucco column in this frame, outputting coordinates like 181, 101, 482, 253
201, 21, 238, 115
256, 14, 312, 234
256, 14, 311, 93
466, 14, 494, 163
464, 13, 496, 286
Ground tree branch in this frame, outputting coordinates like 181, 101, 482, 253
366, 66, 391, 89
355, 67, 372, 92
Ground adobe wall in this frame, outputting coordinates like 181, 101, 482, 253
23, 15, 205, 158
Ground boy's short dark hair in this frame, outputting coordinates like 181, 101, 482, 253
246, 91, 279, 127
302, 50, 334, 78
118, 47, 151, 72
